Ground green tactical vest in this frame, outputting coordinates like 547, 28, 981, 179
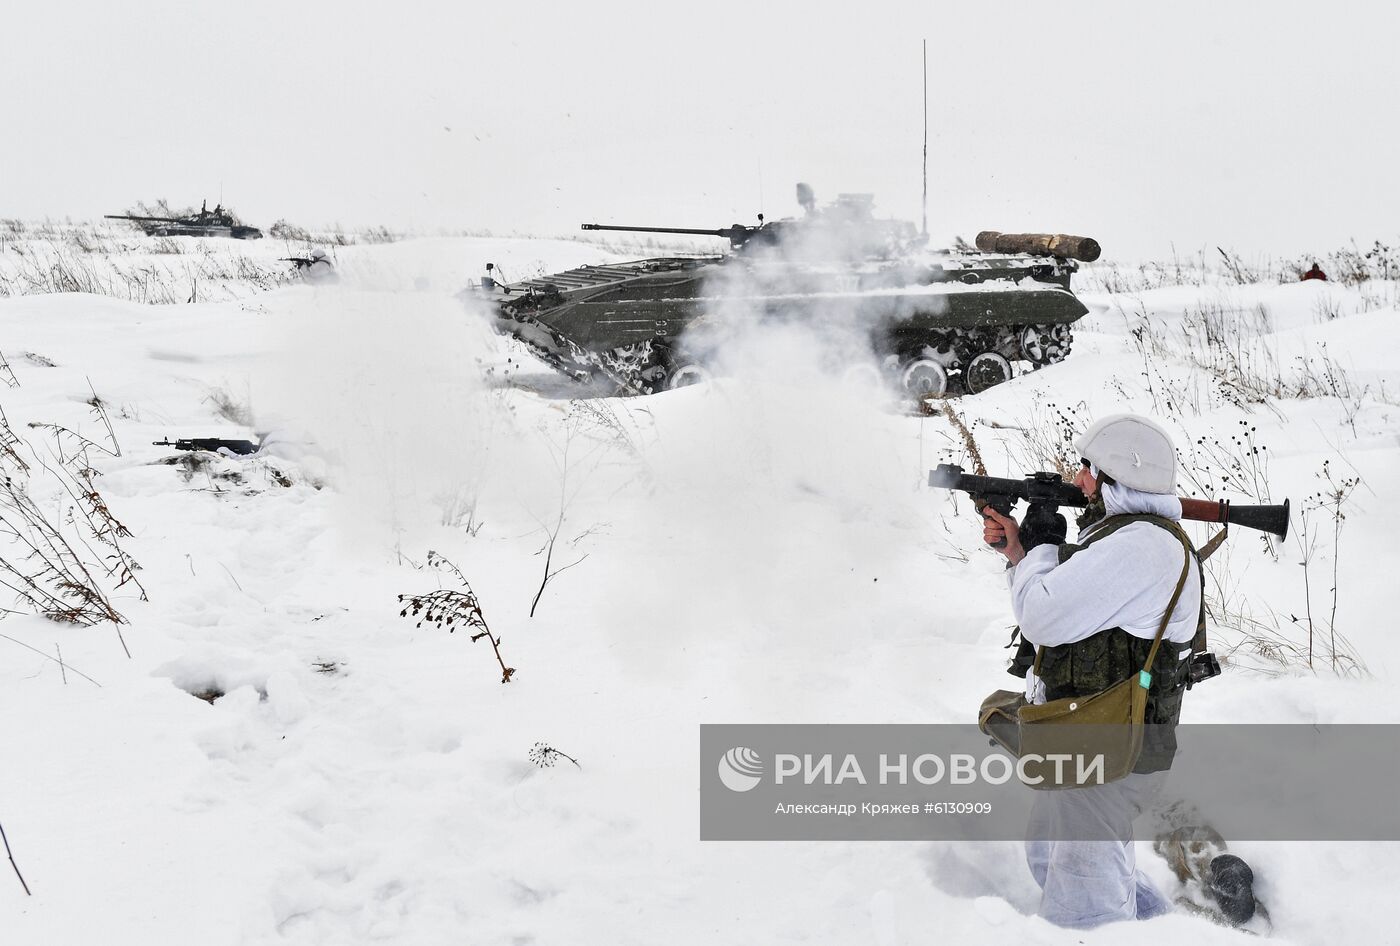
1034, 514, 1205, 774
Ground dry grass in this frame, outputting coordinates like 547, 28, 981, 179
0, 221, 290, 303
1077, 238, 1400, 293
0, 388, 141, 652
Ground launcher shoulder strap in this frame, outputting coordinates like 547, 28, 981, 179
1057, 513, 1188, 562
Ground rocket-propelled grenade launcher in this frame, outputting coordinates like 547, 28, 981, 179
928, 463, 1290, 549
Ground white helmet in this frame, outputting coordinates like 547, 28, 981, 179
1073, 413, 1177, 494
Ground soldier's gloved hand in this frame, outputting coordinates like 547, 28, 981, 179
981, 507, 1026, 565
1019, 512, 1068, 552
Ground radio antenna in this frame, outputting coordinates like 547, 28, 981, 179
921, 39, 929, 238
757, 154, 764, 219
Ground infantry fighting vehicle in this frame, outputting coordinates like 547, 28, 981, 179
477, 186, 1097, 397
106, 201, 263, 240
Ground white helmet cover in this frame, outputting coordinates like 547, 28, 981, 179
1073, 413, 1178, 494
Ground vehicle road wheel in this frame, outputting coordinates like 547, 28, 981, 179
665, 362, 711, 390
1019, 324, 1072, 366
901, 359, 949, 398
964, 352, 1013, 394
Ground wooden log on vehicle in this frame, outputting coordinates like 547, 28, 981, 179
975, 231, 1102, 263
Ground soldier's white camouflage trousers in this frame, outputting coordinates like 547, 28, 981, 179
1024, 771, 1171, 928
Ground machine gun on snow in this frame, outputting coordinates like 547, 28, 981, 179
154, 438, 260, 456
281, 249, 332, 272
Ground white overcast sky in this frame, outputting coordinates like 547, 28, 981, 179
4, 0, 1397, 260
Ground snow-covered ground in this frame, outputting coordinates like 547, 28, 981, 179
2, 231, 1397, 945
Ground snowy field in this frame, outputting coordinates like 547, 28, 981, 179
2, 228, 1398, 945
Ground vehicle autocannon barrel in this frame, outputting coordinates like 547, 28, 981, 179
581, 222, 758, 248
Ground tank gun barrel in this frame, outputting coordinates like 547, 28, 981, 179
581, 223, 756, 248
105, 214, 184, 223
